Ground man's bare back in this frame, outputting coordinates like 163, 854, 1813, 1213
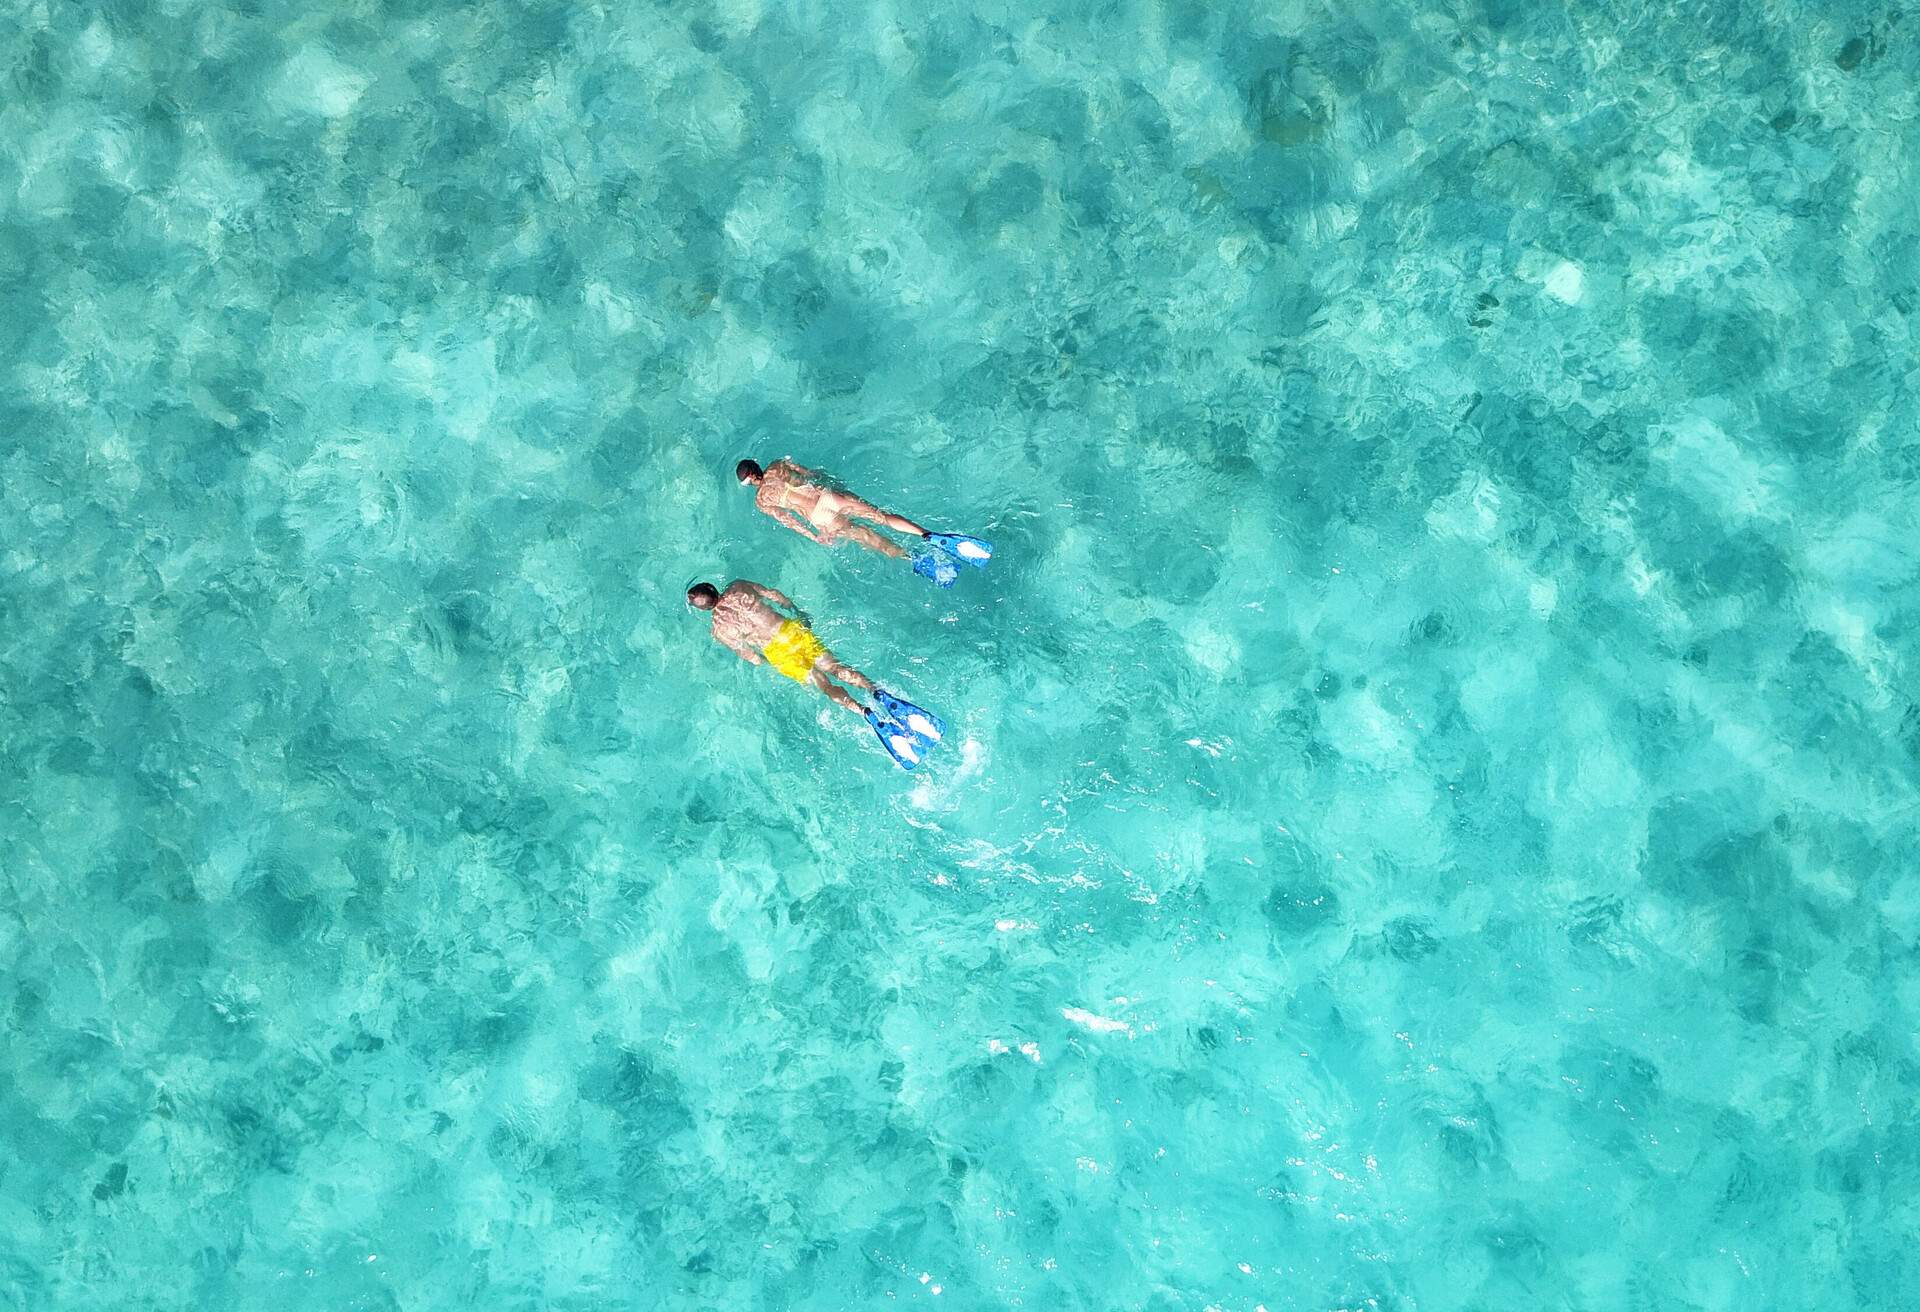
736, 458, 928, 559
707, 580, 787, 651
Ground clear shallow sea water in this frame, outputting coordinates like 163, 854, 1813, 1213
3, 0, 1918, 1307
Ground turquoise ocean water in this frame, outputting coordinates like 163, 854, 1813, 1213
4, 0, 1918, 1307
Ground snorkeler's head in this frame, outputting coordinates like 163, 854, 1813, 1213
686, 583, 720, 610
735, 459, 764, 485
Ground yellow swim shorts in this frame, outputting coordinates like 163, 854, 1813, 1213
763, 619, 827, 683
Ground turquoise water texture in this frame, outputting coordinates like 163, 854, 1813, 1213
4, 0, 1919, 1307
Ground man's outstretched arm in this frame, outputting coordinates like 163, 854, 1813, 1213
748, 583, 797, 612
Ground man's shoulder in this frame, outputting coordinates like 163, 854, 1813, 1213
770, 458, 820, 483
720, 581, 775, 612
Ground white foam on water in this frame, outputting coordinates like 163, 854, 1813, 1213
1062, 1006, 1130, 1035
1544, 260, 1586, 303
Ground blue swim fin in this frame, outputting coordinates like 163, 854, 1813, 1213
911, 547, 959, 588
874, 688, 945, 748
924, 532, 992, 567
865, 707, 923, 770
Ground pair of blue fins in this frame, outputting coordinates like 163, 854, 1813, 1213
866, 531, 992, 771
909, 529, 992, 588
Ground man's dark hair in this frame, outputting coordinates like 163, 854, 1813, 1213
686, 583, 720, 610
735, 458, 764, 484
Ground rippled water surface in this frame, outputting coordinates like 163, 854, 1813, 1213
4, 0, 1918, 1308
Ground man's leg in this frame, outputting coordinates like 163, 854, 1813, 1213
851, 499, 927, 538
807, 665, 866, 715
840, 523, 908, 559
818, 655, 874, 695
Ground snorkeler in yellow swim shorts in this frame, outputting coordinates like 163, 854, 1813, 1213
687, 579, 946, 770
760, 618, 829, 684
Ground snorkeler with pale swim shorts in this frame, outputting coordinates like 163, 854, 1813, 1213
734, 457, 994, 588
